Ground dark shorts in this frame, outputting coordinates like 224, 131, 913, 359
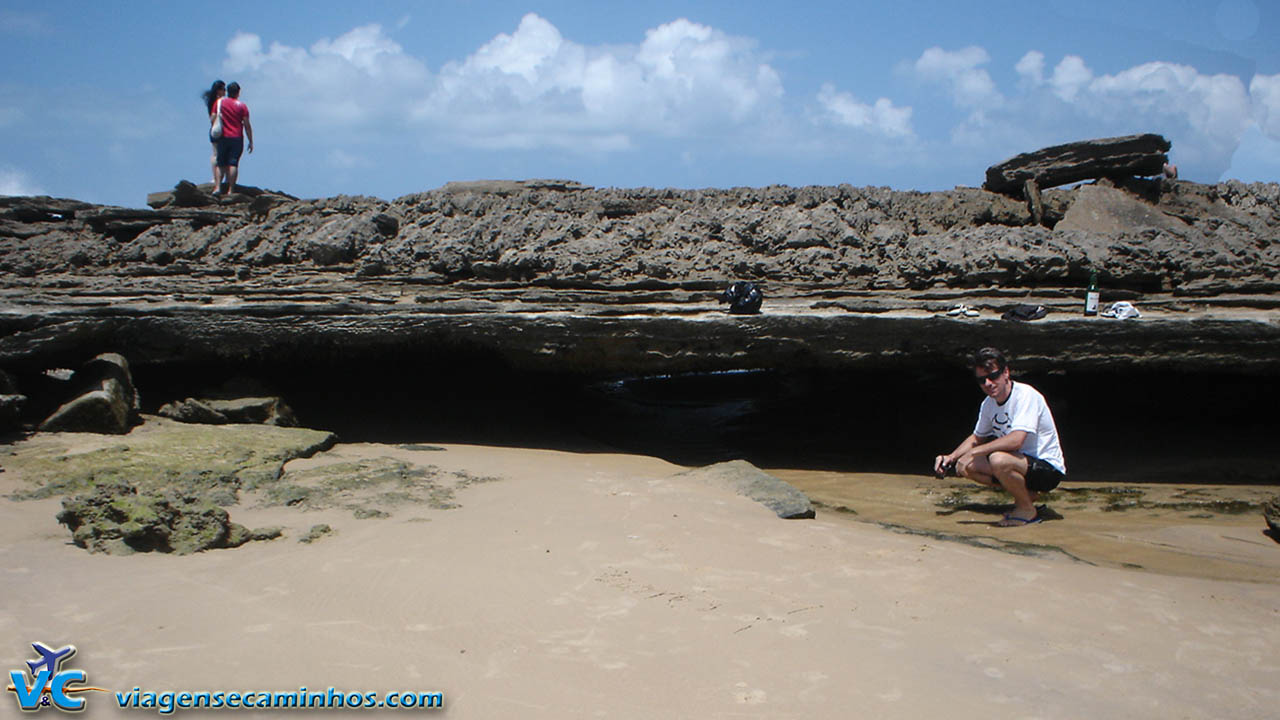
1025, 455, 1066, 492
215, 136, 244, 167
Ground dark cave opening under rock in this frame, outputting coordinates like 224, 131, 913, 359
131, 354, 1280, 486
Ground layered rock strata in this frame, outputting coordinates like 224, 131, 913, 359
1, 177, 1278, 382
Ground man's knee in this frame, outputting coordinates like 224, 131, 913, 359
988, 451, 1020, 470
956, 457, 990, 483
988, 451, 1029, 482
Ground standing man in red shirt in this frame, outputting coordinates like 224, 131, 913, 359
212, 81, 254, 196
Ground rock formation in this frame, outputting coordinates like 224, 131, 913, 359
2, 174, 1278, 383
56, 481, 265, 555
5, 174, 1277, 292
39, 353, 140, 434
0, 368, 24, 433
2, 159, 1279, 486
676, 460, 816, 519
146, 180, 297, 211
983, 134, 1172, 196
158, 396, 297, 426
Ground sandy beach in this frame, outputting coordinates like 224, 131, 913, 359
2, 435, 1277, 719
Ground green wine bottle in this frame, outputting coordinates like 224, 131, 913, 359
1084, 270, 1100, 316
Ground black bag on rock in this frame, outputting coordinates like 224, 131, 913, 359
719, 282, 763, 315
1001, 303, 1048, 321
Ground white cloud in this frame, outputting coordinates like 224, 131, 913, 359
1015, 51, 1044, 87
463, 13, 570, 85
225, 14, 788, 152
422, 13, 589, 127
311, 25, 410, 75
1251, 73, 1280, 139
1075, 62, 1252, 177
0, 166, 43, 196
1225, 125, 1280, 182
1092, 62, 1250, 138
418, 14, 784, 146
913, 46, 1002, 109
921, 46, 1261, 182
815, 83, 913, 138
1050, 55, 1092, 102
222, 24, 431, 130
633, 18, 783, 125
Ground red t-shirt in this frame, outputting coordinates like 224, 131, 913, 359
218, 98, 249, 139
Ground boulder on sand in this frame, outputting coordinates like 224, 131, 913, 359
675, 460, 816, 519
56, 481, 259, 555
1264, 495, 1280, 543
39, 353, 140, 434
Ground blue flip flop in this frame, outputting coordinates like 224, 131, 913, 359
996, 513, 1041, 527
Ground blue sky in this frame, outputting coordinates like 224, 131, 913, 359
2, 0, 1278, 207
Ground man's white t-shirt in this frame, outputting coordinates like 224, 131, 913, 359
973, 381, 1066, 474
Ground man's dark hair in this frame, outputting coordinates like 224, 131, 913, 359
227, 82, 241, 98
969, 347, 1008, 371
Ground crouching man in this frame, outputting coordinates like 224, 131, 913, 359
934, 347, 1067, 526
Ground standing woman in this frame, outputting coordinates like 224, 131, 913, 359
201, 80, 226, 186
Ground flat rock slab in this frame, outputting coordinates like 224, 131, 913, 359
6, 415, 337, 504
676, 459, 816, 519
984, 134, 1171, 195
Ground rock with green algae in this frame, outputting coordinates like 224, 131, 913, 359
55, 481, 268, 555
8, 415, 337, 503
265, 457, 495, 518
299, 524, 333, 544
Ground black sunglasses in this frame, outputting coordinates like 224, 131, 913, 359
975, 368, 1005, 384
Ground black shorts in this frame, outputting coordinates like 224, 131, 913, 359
215, 136, 244, 167
1025, 455, 1065, 492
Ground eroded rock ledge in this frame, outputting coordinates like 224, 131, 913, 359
1, 177, 1278, 382
3, 176, 1278, 290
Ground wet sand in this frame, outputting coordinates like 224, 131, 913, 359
2, 438, 1278, 719
773, 470, 1280, 584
